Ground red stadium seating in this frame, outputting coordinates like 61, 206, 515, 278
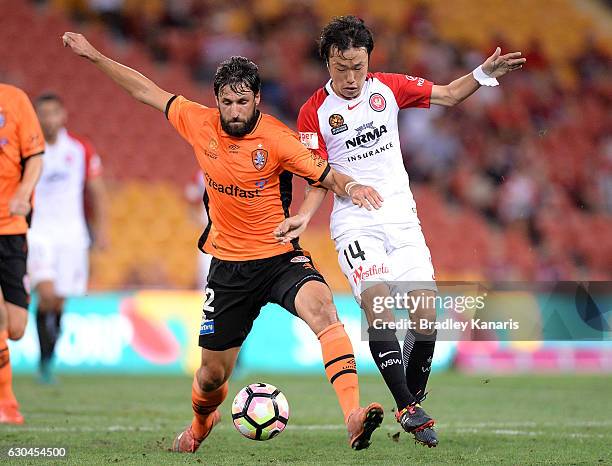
2, 0, 609, 289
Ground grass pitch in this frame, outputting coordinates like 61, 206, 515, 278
1, 372, 611, 465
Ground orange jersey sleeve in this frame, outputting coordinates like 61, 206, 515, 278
276, 129, 330, 185
17, 91, 45, 158
0, 84, 44, 234
165, 95, 208, 145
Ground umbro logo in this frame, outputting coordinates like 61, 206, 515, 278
228, 144, 240, 152
348, 101, 362, 110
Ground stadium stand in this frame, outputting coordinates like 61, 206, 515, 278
3, 0, 610, 290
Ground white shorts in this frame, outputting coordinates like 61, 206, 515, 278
27, 233, 89, 297
335, 223, 436, 304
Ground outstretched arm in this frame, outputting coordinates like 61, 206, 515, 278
431, 47, 526, 107
62, 32, 173, 112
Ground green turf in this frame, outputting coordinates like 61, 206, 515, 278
1, 372, 611, 465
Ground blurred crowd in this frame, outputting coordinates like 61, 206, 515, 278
32, 0, 611, 279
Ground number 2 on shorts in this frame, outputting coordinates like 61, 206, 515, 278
203, 287, 215, 313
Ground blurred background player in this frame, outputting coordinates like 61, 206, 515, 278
278, 16, 525, 446
0, 83, 44, 423
29, 93, 108, 384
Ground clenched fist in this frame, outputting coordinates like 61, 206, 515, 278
62, 32, 101, 61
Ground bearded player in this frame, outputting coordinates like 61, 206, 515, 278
276, 16, 526, 447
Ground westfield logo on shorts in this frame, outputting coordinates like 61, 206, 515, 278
351, 263, 389, 285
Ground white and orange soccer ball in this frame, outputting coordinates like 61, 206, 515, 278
231, 383, 290, 440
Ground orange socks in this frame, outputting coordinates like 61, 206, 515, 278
0, 330, 16, 403
190, 375, 228, 438
318, 322, 360, 423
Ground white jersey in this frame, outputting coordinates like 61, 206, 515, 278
29, 127, 102, 246
298, 72, 432, 239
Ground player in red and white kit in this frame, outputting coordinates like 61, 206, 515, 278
276, 16, 525, 447
29, 93, 108, 383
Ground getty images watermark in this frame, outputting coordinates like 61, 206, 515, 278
361, 281, 612, 342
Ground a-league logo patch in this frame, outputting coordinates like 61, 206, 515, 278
329, 113, 348, 135
251, 148, 268, 171
369, 93, 386, 112
200, 319, 215, 335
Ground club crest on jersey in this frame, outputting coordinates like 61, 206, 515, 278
290, 255, 310, 263
251, 148, 268, 171
329, 113, 348, 135
369, 93, 386, 112
205, 138, 219, 159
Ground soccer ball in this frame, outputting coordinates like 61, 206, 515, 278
231, 383, 289, 440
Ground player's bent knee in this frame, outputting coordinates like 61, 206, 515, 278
6, 303, 28, 340
302, 301, 339, 335
36, 282, 59, 311
8, 316, 27, 340
38, 295, 58, 312
8, 326, 25, 341
197, 357, 232, 392
197, 366, 228, 392
412, 306, 437, 335
295, 283, 338, 333
317, 301, 339, 328
361, 284, 393, 327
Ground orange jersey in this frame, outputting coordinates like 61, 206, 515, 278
167, 95, 329, 261
0, 84, 45, 234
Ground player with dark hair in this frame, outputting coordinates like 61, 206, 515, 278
277, 15, 525, 447
0, 83, 44, 423
62, 32, 385, 452
30, 92, 108, 384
